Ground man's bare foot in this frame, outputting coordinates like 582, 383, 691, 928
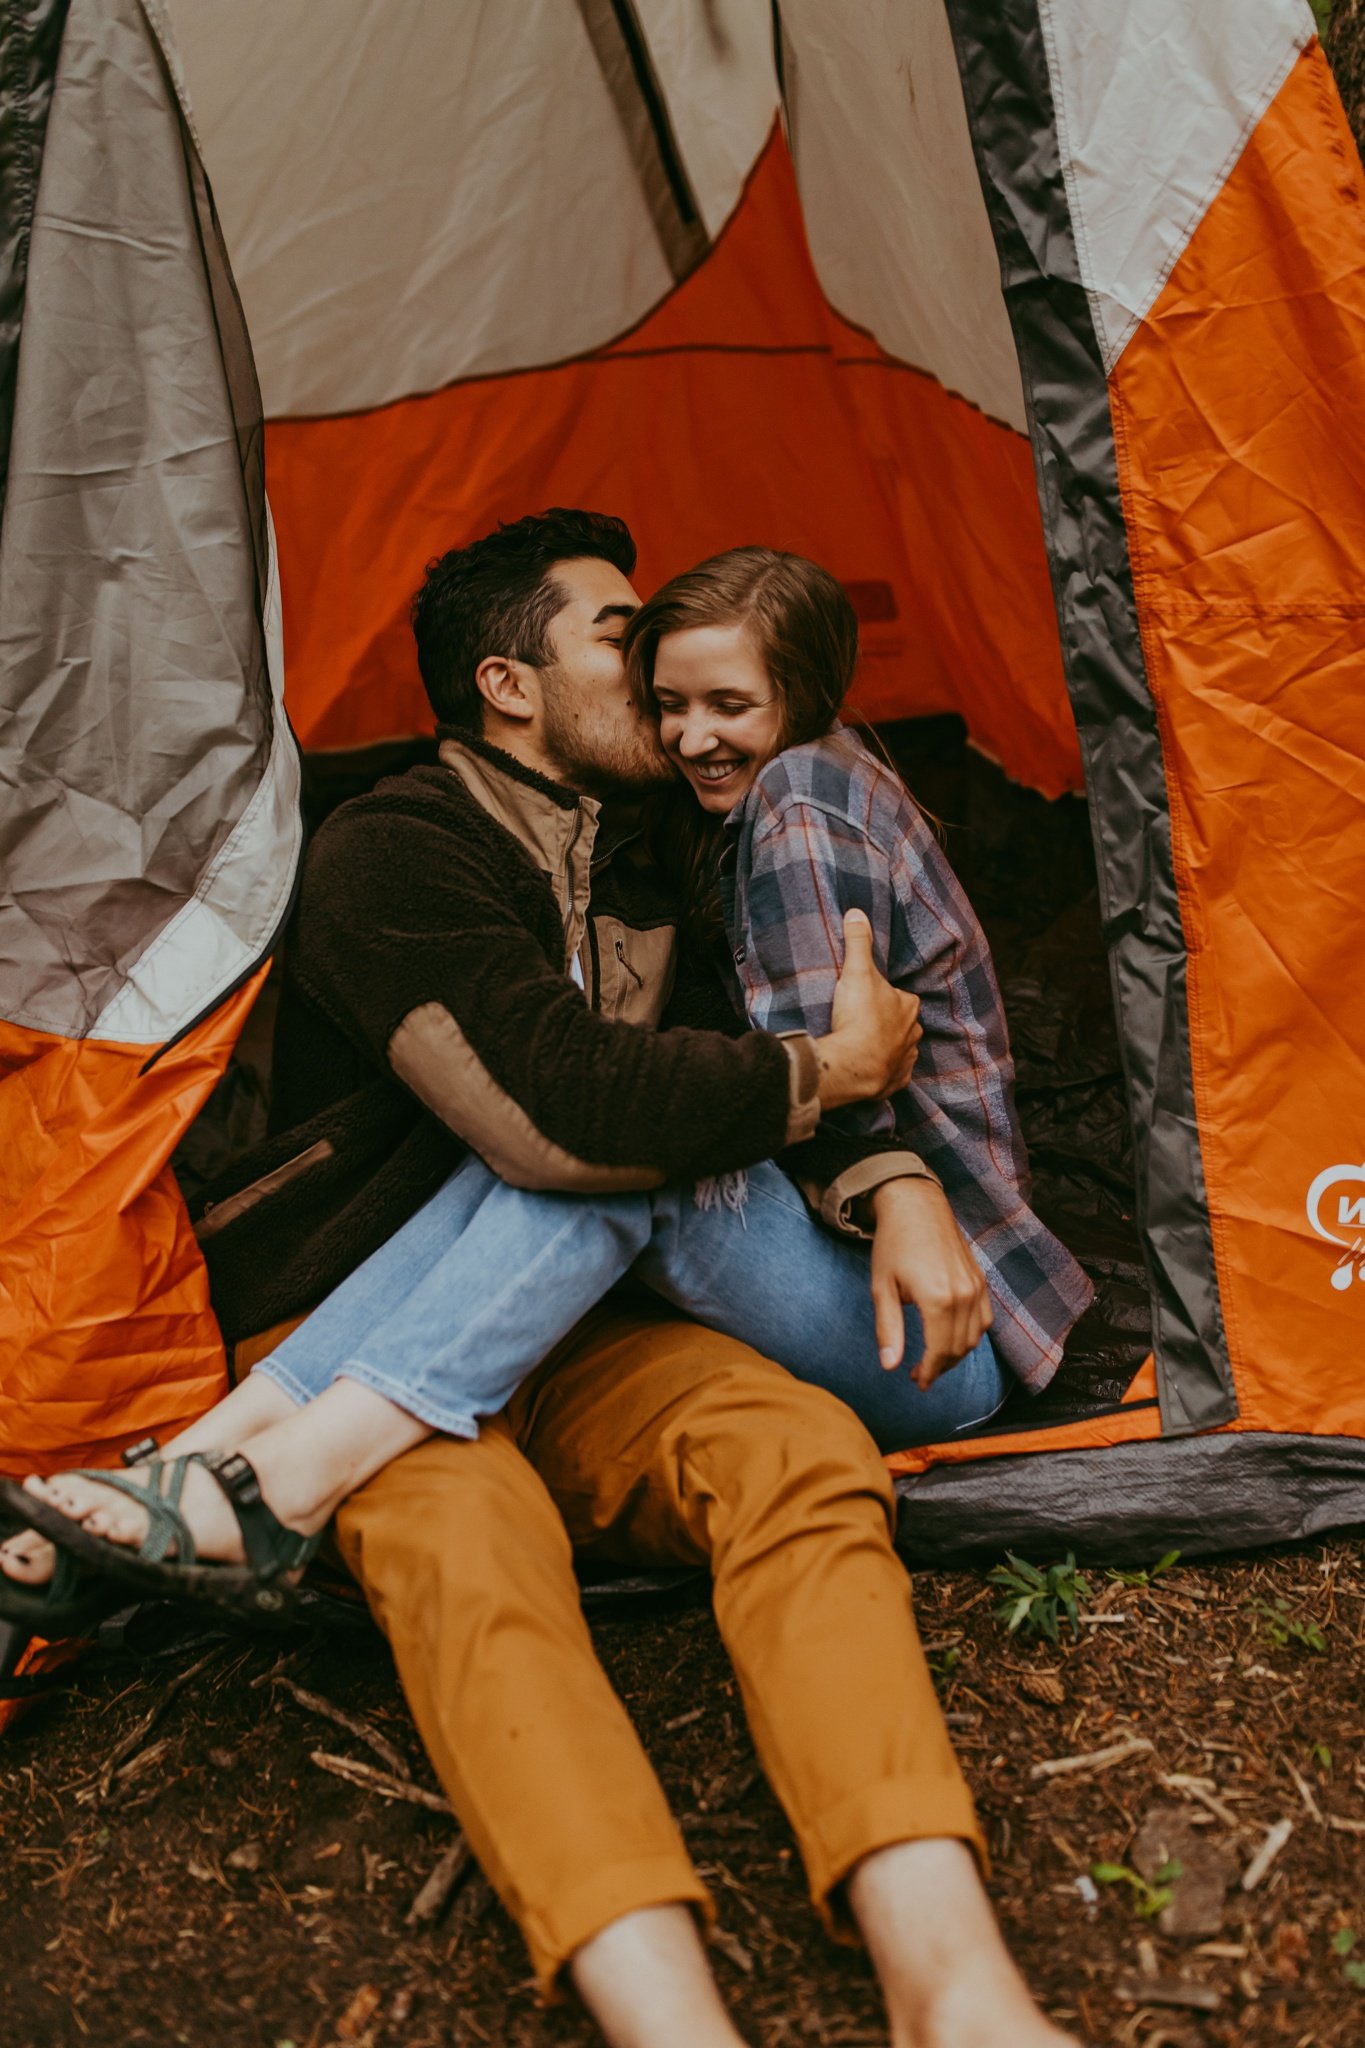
849, 1838, 1082, 2048
915, 1957, 1079, 2048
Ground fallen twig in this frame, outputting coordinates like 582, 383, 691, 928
1241, 1817, 1293, 1891
248, 1646, 307, 1691
81, 1649, 219, 1802
310, 1750, 451, 1814
711, 1927, 754, 1975
681, 1814, 761, 1836
1326, 1813, 1365, 1835
275, 1676, 408, 1776
1030, 1736, 1153, 1782
1283, 1758, 1323, 1825
406, 1836, 472, 1927
1116, 1974, 1221, 2013
1160, 1773, 1244, 1830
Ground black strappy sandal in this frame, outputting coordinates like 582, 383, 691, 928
0, 1545, 125, 1638
0, 1437, 162, 1637
0, 1452, 322, 1622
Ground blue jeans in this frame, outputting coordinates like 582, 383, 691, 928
256, 1157, 1009, 1452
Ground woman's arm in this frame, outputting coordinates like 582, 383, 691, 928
742, 797, 990, 1371
742, 801, 934, 1206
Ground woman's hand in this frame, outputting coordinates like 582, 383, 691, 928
869, 1177, 993, 1389
814, 910, 923, 1110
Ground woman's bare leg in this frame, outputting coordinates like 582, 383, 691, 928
161, 1370, 301, 1456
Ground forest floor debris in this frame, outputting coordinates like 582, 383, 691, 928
1, 1538, 1362, 2046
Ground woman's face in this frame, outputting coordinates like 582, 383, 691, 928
651, 622, 784, 815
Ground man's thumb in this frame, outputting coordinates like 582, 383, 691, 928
841, 907, 873, 974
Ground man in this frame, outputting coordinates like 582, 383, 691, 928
197, 512, 1081, 2044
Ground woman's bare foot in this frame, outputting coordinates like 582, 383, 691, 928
0, 1524, 61, 1588
0, 1464, 249, 1581
0, 1369, 306, 1590
0, 1380, 434, 1589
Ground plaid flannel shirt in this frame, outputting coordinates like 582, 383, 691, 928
719, 724, 1094, 1392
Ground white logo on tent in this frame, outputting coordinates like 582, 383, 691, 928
1306, 1163, 1365, 1291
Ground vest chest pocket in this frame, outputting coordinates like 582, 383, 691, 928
591, 916, 675, 1026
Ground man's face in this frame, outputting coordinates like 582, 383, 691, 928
535, 558, 671, 797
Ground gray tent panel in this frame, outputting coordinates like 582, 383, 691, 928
0, 0, 298, 1047
943, 0, 1234, 1438
0, 0, 71, 519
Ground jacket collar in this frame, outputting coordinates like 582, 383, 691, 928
438, 732, 600, 970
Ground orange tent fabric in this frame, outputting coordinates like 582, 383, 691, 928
0, 971, 267, 1477
1110, 44, 1365, 1443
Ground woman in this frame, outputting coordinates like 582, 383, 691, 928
0, 549, 1090, 1615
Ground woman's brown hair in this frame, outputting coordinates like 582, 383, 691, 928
622, 547, 861, 953
623, 545, 859, 750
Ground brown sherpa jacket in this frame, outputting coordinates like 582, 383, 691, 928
196, 736, 928, 1343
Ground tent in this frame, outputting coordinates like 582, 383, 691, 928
2, 0, 1364, 1564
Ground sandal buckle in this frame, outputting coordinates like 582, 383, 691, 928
202, 1450, 263, 1507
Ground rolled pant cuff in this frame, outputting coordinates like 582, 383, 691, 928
523, 1855, 714, 2003
803, 1776, 990, 1945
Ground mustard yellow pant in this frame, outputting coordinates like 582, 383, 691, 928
247, 1300, 984, 1995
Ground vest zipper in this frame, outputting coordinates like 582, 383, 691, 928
615, 937, 644, 990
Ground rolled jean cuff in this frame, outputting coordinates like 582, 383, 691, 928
249, 1354, 481, 1441
522, 1855, 714, 2004
247, 1354, 316, 1410
802, 1774, 990, 1946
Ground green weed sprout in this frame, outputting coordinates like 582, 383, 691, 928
989, 1552, 1093, 1643
1091, 1858, 1182, 1920
1333, 1928, 1365, 1991
1254, 1597, 1326, 1655
1105, 1550, 1181, 1589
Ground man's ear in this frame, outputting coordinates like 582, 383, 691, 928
475, 654, 538, 725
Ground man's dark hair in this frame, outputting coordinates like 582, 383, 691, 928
411, 508, 637, 730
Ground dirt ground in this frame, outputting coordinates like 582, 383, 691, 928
2, 1537, 1362, 2048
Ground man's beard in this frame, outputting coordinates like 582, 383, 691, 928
541, 686, 674, 800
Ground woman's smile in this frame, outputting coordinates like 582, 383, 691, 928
688, 754, 747, 788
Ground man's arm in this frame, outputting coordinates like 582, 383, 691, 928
295, 804, 917, 1193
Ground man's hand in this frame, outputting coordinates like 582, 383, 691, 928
814, 909, 922, 1111
869, 1177, 992, 1389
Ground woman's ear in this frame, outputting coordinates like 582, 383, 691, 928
475, 654, 538, 725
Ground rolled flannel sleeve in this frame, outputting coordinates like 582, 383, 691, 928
742, 802, 939, 1230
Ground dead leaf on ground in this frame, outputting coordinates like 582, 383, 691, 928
334, 1982, 382, 2039
1270, 1919, 1309, 1985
